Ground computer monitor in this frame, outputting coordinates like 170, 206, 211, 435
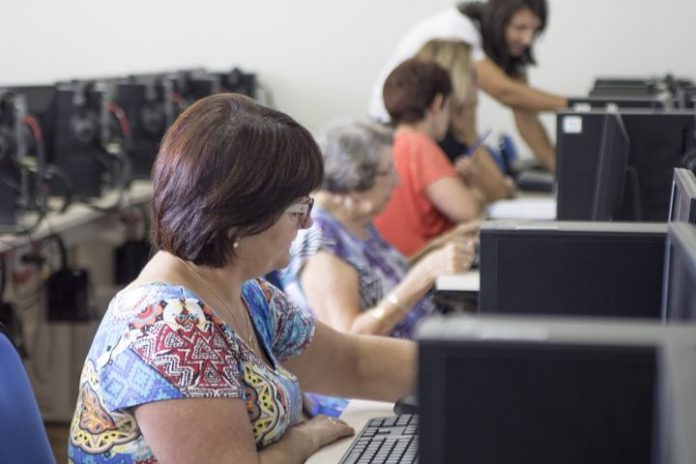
594, 77, 657, 88
217, 67, 257, 98
479, 220, 666, 318
590, 85, 658, 97
557, 110, 696, 221
10, 85, 57, 163
0, 93, 18, 226
115, 76, 173, 179
591, 112, 630, 220
667, 168, 696, 223
661, 223, 696, 321
568, 96, 666, 111
51, 82, 107, 197
417, 315, 696, 464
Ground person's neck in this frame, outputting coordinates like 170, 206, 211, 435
315, 192, 373, 240
153, 251, 245, 305
396, 120, 436, 140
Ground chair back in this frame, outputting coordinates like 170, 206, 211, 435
0, 324, 56, 463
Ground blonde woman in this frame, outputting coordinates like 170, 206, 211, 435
415, 38, 516, 201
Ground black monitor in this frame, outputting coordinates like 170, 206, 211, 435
591, 112, 630, 220
479, 220, 666, 318
594, 77, 657, 88
661, 223, 696, 321
115, 76, 173, 179
557, 110, 696, 221
217, 67, 257, 98
590, 85, 658, 97
569, 95, 666, 110
0, 92, 18, 226
417, 316, 696, 464
10, 85, 57, 163
51, 82, 106, 197
676, 86, 696, 109
667, 168, 696, 223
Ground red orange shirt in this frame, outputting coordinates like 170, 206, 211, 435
374, 130, 457, 256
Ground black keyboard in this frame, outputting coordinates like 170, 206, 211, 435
338, 414, 418, 464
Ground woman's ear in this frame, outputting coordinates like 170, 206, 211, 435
429, 93, 445, 115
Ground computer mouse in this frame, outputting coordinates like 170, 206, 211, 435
393, 393, 419, 415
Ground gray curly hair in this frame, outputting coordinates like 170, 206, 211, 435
316, 121, 394, 194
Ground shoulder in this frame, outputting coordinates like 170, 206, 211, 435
424, 7, 481, 41
395, 131, 442, 154
105, 282, 203, 329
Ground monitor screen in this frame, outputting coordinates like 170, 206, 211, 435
557, 110, 696, 222
592, 112, 630, 220
661, 222, 696, 321
479, 221, 666, 319
667, 168, 696, 223
417, 317, 666, 464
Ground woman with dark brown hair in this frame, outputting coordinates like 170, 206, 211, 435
68, 93, 415, 463
369, 0, 566, 172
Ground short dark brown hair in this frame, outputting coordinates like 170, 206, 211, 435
382, 58, 452, 126
150, 93, 324, 267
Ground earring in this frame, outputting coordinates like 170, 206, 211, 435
233, 239, 239, 249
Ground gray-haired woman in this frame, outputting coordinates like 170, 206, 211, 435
281, 121, 476, 339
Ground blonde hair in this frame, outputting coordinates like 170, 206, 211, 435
414, 39, 476, 107
414, 39, 477, 142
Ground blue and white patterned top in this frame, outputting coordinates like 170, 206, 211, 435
281, 206, 437, 339
68, 278, 314, 463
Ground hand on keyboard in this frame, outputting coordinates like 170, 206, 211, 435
299, 414, 355, 455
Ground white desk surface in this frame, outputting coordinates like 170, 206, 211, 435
487, 191, 556, 221
0, 181, 152, 254
306, 400, 395, 464
435, 270, 480, 292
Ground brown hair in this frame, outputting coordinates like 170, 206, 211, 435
382, 58, 452, 126
150, 93, 324, 267
459, 0, 548, 76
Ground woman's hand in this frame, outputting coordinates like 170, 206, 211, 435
293, 415, 355, 454
409, 220, 480, 266
455, 155, 478, 185
420, 236, 476, 277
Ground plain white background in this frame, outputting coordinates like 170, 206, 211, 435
1, 0, 695, 155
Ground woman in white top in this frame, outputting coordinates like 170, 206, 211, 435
369, 0, 566, 172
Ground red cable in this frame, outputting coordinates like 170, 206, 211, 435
20, 115, 43, 140
107, 102, 131, 136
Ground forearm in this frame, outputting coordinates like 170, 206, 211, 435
350, 262, 435, 335
351, 335, 417, 401
476, 59, 567, 113
496, 82, 567, 112
260, 426, 315, 464
514, 110, 556, 172
468, 146, 515, 201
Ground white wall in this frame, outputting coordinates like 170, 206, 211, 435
2, 0, 696, 154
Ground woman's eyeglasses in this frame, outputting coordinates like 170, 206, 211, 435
375, 166, 398, 178
286, 197, 314, 227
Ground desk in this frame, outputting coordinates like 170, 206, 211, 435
436, 271, 479, 292
306, 400, 395, 464
435, 270, 479, 312
0, 181, 152, 254
487, 191, 556, 220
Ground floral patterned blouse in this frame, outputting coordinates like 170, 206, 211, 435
282, 206, 437, 339
68, 278, 315, 463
